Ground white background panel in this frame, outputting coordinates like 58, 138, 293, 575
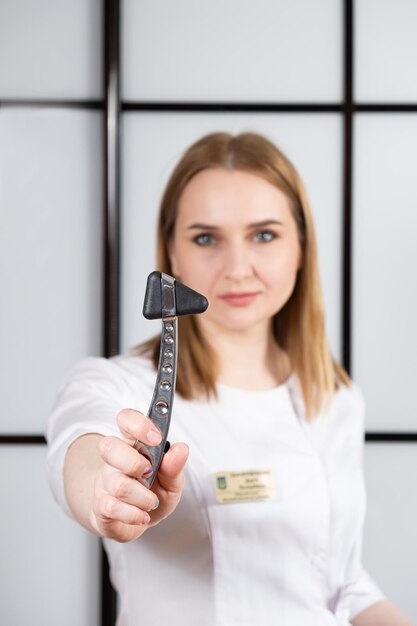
0, 108, 103, 433
363, 443, 417, 621
352, 115, 417, 431
122, 0, 342, 102
355, 0, 417, 102
0, 0, 102, 99
0, 445, 100, 626
121, 112, 342, 361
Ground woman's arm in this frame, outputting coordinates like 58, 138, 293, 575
63, 408, 189, 543
351, 600, 415, 626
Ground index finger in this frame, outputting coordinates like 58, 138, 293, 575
116, 408, 162, 447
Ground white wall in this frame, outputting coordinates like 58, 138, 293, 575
0, 1, 102, 625
1, 0, 416, 623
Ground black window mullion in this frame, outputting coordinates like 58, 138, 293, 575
101, 0, 121, 625
342, 0, 354, 376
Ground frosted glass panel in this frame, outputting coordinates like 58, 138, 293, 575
121, 113, 342, 360
363, 443, 417, 621
352, 115, 417, 431
355, 0, 417, 102
122, 0, 342, 102
0, 109, 103, 433
0, 445, 100, 626
0, 0, 102, 99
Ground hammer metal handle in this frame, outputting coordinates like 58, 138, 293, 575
133, 274, 178, 488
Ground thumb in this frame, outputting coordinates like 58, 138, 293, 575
155, 442, 189, 495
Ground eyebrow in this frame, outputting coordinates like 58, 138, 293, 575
187, 219, 285, 230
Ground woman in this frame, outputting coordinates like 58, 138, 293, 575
47, 132, 413, 625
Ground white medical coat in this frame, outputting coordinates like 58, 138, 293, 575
47, 355, 384, 626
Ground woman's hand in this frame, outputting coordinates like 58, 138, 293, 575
63, 409, 189, 543
91, 408, 189, 542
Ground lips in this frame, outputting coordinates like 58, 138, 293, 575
218, 292, 260, 306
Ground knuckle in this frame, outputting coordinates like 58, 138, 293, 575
144, 491, 157, 512
101, 463, 114, 482
116, 408, 147, 439
113, 476, 130, 499
140, 510, 151, 525
127, 456, 143, 477
103, 496, 117, 518
116, 408, 129, 424
98, 436, 113, 459
130, 508, 143, 525
99, 520, 119, 540
116, 408, 140, 428
133, 508, 149, 525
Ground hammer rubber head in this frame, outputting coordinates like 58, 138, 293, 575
143, 271, 209, 320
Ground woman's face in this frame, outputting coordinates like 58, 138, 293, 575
169, 168, 302, 335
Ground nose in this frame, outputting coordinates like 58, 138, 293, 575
223, 241, 253, 281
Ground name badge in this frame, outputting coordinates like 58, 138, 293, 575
214, 469, 275, 504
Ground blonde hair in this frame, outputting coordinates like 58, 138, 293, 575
136, 132, 349, 419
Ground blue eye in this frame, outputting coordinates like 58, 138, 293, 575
194, 233, 216, 246
254, 230, 276, 242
